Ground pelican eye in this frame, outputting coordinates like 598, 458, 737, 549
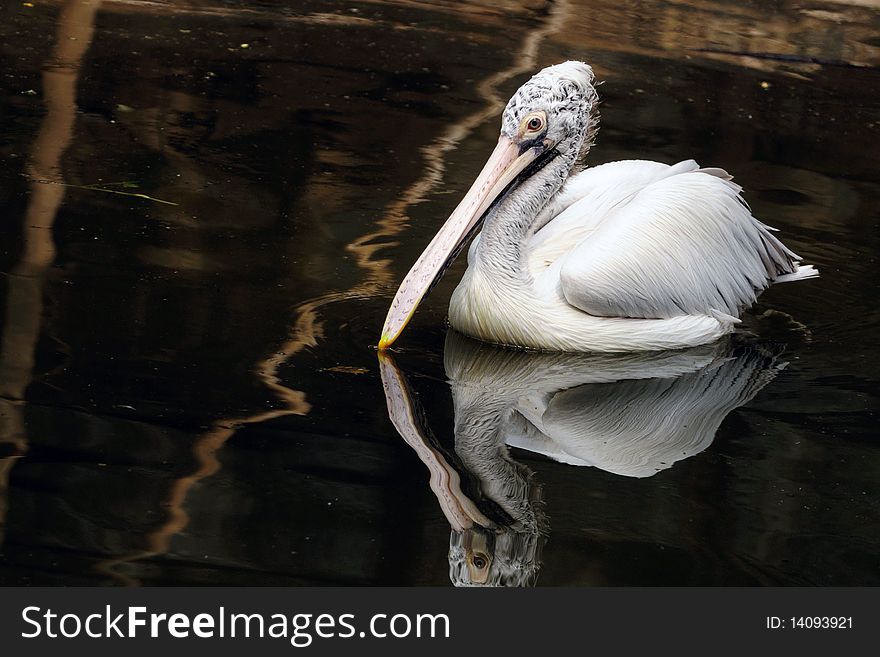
526, 116, 543, 132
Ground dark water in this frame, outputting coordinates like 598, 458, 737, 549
0, 0, 878, 586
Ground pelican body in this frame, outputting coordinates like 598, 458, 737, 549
380, 61, 817, 352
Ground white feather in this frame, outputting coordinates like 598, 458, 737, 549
551, 164, 808, 319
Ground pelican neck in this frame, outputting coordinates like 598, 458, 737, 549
472, 156, 567, 284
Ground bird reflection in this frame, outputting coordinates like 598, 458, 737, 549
380, 331, 785, 586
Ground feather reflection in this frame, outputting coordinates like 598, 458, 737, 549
381, 332, 786, 586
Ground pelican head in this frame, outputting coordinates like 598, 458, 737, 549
449, 525, 543, 587
379, 61, 599, 349
501, 60, 598, 164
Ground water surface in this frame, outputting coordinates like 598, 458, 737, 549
0, 0, 878, 585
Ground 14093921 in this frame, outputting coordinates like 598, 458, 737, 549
766, 617, 853, 629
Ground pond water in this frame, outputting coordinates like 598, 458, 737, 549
0, 0, 878, 586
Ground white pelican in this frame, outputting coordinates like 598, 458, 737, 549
379, 61, 818, 352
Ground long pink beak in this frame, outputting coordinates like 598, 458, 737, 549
379, 135, 539, 349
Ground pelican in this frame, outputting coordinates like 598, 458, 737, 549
379, 61, 818, 352
379, 331, 785, 585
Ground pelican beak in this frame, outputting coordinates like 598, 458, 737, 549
379, 134, 541, 349
378, 350, 495, 532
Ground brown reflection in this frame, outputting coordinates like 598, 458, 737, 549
93, 0, 569, 584
550, 0, 880, 77
93, 406, 294, 585
94, 325, 310, 583
0, 0, 101, 548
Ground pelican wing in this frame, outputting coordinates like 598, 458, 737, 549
504, 346, 784, 478
528, 159, 705, 276
533, 162, 812, 320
